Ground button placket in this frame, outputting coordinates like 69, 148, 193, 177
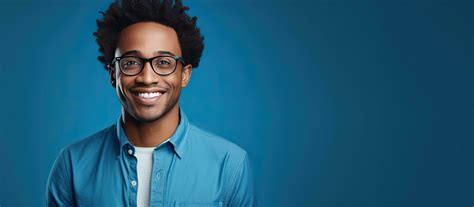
122, 144, 138, 206
127, 145, 138, 192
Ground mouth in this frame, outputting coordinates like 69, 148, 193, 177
130, 88, 167, 105
136, 91, 163, 99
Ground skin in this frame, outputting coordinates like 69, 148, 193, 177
108, 22, 193, 147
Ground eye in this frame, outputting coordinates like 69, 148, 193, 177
120, 57, 142, 70
153, 57, 175, 69
157, 59, 171, 65
125, 60, 140, 65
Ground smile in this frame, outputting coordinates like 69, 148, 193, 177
131, 90, 166, 105
137, 92, 162, 99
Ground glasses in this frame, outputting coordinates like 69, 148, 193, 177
112, 55, 185, 76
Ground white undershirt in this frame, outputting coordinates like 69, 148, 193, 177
134, 146, 155, 207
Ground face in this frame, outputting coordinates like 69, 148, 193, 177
109, 22, 192, 123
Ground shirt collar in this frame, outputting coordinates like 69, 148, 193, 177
115, 107, 190, 159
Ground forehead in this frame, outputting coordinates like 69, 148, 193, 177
115, 22, 181, 57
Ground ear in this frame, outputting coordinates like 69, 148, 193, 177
181, 64, 193, 88
107, 64, 116, 88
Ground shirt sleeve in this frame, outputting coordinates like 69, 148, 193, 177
46, 148, 75, 207
228, 152, 257, 207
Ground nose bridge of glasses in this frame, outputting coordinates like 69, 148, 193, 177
141, 58, 159, 77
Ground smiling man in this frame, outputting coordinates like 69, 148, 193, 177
46, 0, 256, 206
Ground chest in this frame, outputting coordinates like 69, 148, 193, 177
71, 153, 227, 207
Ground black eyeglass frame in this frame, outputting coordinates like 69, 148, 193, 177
111, 55, 186, 76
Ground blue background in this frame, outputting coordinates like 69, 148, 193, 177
0, 0, 472, 206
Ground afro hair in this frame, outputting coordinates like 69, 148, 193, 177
93, 0, 205, 70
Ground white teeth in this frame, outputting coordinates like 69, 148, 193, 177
137, 92, 162, 99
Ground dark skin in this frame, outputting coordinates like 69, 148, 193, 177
108, 22, 193, 147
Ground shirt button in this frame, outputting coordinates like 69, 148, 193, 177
131, 180, 137, 187
156, 170, 162, 181
127, 149, 133, 155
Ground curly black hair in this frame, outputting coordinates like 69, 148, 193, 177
93, 0, 204, 71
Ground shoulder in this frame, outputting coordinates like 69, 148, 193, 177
186, 123, 255, 202
61, 124, 116, 157
185, 123, 249, 174
50, 124, 116, 178
187, 123, 248, 158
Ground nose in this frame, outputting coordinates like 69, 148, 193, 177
135, 61, 159, 85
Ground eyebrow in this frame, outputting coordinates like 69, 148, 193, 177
121, 50, 177, 57
155, 51, 176, 56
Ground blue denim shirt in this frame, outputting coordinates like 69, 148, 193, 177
46, 108, 256, 207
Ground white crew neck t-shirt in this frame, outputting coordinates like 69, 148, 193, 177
134, 146, 156, 207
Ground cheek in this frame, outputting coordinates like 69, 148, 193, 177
168, 77, 183, 94
116, 77, 132, 100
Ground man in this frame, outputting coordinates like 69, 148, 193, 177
46, 0, 256, 206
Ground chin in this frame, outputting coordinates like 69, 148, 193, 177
133, 110, 166, 123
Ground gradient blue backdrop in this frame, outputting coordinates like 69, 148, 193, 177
0, 0, 472, 206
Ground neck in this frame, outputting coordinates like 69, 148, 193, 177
122, 104, 180, 147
